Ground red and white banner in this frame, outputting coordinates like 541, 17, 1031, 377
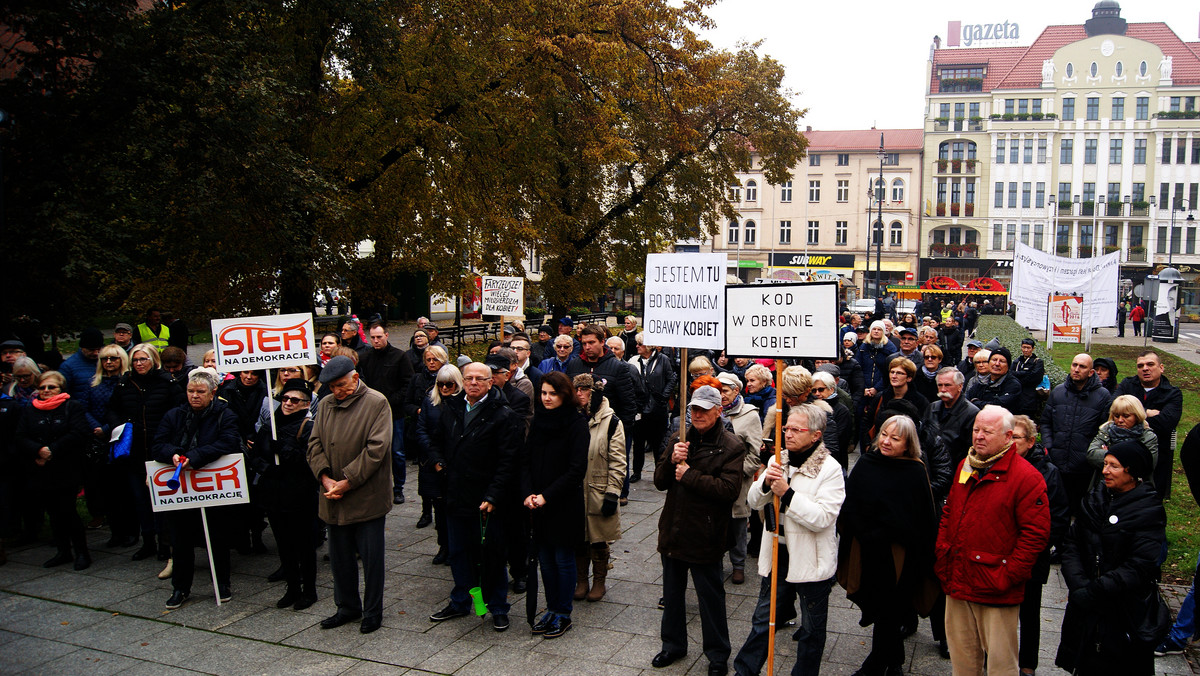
210, 312, 318, 370
1049, 294, 1084, 344
146, 454, 251, 512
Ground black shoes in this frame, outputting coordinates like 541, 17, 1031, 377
43, 552, 73, 568
277, 588, 299, 609
492, 614, 510, 632
432, 548, 448, 565
131, 542, 157, 561
416, 514, 433, 529
511, 578, 527, 594
294, 591, 318, 611
937, 638, 950, 659
165, 590, 189, 609
543, 616, 571, 639
218, 585, 232, 603
532, 612, 553, 635
630, 472, 641, 483
320, 611, 363, 629
652, 650, 686, 668
73, 553, 91, 571
393, 492, 406, 505
708, 663, 728, 676
360, 616, 382, 634
429, 605, 468, 622
267, 566, 286, 582
157, 541, 171, 561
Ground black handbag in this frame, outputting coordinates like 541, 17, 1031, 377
1126, 582, 1172, 646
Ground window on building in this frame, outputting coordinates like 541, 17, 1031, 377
779, 220, 791, 244
939, 66, 985, 91
807, 220, 819, 245
836, 153, 849, 166
951, 181, 961, 206
1158, 226, 1168, 253
837, 179, 849, 202
1108, 183, 1121, 203
1178, 139, 1187, 164
872, 220, 883, 246
1134, 139, 1147, 164
1130, 224, 1143, 247
875, 178, 886, 202
1036, 182, 1045, 208
1008, 182, 1018, 208
728, 220, 739, 244
1136, 96, 1149, 120
1089, 62, 1099, 78
1193, 138, 1200, 164
1005, 99, 1015, 115
1188, 97, 1197, 112
1133, 183, 1145, 202
1109, 139, 1122, 164
809, 155, 820, 166
937, 180, 947, 205
890, 222, 903, 246
995, 182, 1004, 209
1087, 97, 1099, 120
809, 180, 820, 202
1032, 99, 1042, 115
1024, 140, 1033, 164
883, 153, 900, 165
780, 180, 792, 202
1061, 139, 1073, 164
1010, 142, 1019, 164
1171, 97, 1181, 112
1112, 97, 1124, 120
1063, 98, 1075, 120
892, 179, 905, 202
965, 181, 976, 205
1083, 182, 1096, 203
970, 102, 980, 119
744, 180, 757, 202
1022, 182, 1032, 208
1034, 223, 1044, 249
1084, 139, 1098, 164
940, 103, 950, 119
997, 138, 1006, 163
1059, 182, 1073, 204
1018, 99, 1028, 115
1080, 223, 1093, 249
967, 141, 977, 160
1139, 60, 1148, 77
1116, 61, 1124, 78
1037, 139, 1047, 163
1161, 183, 1171, 207
744, 220, 756, 245
836, 221, 848, 245
1105, 224, 1118, 247
1066, 63, 1075, 78
1164, 137, 1172, 164
951, 141, 965, 160
728, 185, 741, 201
1057, 224, 1070, 249
938, 141, 950, 160
1021, 223, 1030, 245
1192, 183, 1200, 209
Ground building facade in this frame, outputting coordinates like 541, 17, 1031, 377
923, 1, 1200, 313
701, 129, 923, 298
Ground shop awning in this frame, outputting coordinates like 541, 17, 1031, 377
887, 284, 1008, 296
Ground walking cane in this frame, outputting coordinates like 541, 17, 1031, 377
766, 359, 785, 675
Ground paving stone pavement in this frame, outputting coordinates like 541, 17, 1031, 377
1, 464, 1196, 675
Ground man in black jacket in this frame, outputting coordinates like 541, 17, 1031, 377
566, 325, 638, 435
1039, 353, 1111, 513
629, 335, 677, 479
1012, 338, 1046, 418
923, 367, 980, 470
426, 362, 523, 632
1114, 350, 1183, 498
357, 322, 414, 504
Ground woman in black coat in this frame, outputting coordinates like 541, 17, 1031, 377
1056, 440, 1166, 676
106, 343, 185, 559
415, 363, 462, 564
17, 371, 93, 569
521, 370, 588, 639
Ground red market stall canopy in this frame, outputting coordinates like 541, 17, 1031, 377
887, 282, 1008, 298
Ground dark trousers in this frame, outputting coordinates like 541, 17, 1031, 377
42, 480, 86, 556
169, 507, 231, 594
122, 463, 156, 539
661, 554, 731, 666
391, 419, 406, 493
929, 591, 947, 641
1062, 471, 1092, 519
733, 565, 832, 676
620, 434, 635, 498
1018, 577, 1044, 670
267, 509, 316, 590
864, 590, 907, 671
447, 512, 509, 615
634, 409, 669, 472
328, 516, 386, 621
501, 506, 529, 581
537, 543, 576, 617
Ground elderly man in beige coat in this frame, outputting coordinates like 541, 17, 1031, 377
308, 356, 394, 634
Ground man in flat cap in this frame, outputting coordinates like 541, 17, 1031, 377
307, 355, 394, 634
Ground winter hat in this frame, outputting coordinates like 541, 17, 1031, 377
1105, 440, 1152, 481
842, 331, 858, 344
79, 327, 104, 350
319, 356, 355, 383
716, 372, 743, 392
990, 346, 1012, 367
278, 379, 314, 400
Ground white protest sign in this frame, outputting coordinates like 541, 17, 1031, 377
146, 454, 251, 512
1010, 243, 1119, 330
481, 276, 524, 316
210, 313, 318, 371
725, 282, 840, 358
642, 253, 727, 350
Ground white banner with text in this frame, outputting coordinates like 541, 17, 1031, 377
642, 253, 727, 350
1010, 243, 1118, 330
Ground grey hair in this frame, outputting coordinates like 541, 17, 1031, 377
936, 367, 965, 386
811, 371, 837, 391
788, 403, 826, 434
553, 335, 573, 347
12, 356, 41, 377
980, 404, 1015, 431
187, 369, 220, 393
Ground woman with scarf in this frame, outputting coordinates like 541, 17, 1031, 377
5, 356, 40, 405
913, 345, 943, 403
1093, 357, 1119, 393
1087, 395, 1159, 489
522, 371, 588, 638
572, 373, 626, 602
741, 364, 776, 426
1056, 440, 1165, 675
861, 357, 930, 451
856, 321, 899, 406
152, 369, 242, 609
406, 328, 430, 373
407, 344, 448, 529
17, 371, 92, 569
107, 343, 185, 560
837, 414, 938, 676
318, 333, 341, 367
415, 363, 463, 565
249, 379, 318, 610
965, 346, 1021, 411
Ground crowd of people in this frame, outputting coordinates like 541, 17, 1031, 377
1, 302, 1199, 676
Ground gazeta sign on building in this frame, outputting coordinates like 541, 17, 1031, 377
946, 19, 1021, 47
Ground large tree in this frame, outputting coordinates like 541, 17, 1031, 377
1, 0, 805, 328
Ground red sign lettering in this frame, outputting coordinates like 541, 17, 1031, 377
217, 320, 310, 357
152, 459, 244, 496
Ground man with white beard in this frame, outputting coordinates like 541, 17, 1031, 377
923, 367, 980, 470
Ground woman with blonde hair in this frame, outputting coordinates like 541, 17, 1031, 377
856, 321, 898, 402
1087, 394, 1158, 489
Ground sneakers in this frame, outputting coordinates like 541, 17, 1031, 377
492, 614, 510, 632
218, 585, 232, 603
543, 616, 571, 639
429, 605, 468, 622
165, 590, 189, 609
1155, 636, 1188, 656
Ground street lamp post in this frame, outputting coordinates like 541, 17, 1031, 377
875, 133, 885, 299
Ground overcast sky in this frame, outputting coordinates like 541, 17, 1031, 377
701, 1, 1199, 132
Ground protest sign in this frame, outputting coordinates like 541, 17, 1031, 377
1049, 293, 1084, 344
481, 276, 525, 316
725, 282, 839, 358
146, 454, 251, 512
642, 253, 727, 350
1010, 243, 1118, 329
210, 313, 318, 370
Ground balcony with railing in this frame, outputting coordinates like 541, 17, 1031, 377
934, 159, 978, 175
928, 243, 980, 258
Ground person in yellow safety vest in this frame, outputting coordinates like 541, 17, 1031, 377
137, 309, 170, 350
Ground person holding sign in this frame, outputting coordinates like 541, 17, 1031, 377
151, 369, 241, 609
307, 356, 394, 634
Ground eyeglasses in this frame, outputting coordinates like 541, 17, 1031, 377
37, 385, 60, 391
811, 386, 827, 393
437, 382, 455, 388
280, 395, 309, 405
513, 346, 530, 352
1011, 434, 1027, 441
490, 369, 509, 376
131, 357, 151, 364
924, 356, 940, 361
101, 356, 121, 362
279, 368, 302, 374
463, 376, 492, 383
782, 426, 811, 434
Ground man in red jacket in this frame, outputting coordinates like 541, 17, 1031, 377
935, 405, 1050, 676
